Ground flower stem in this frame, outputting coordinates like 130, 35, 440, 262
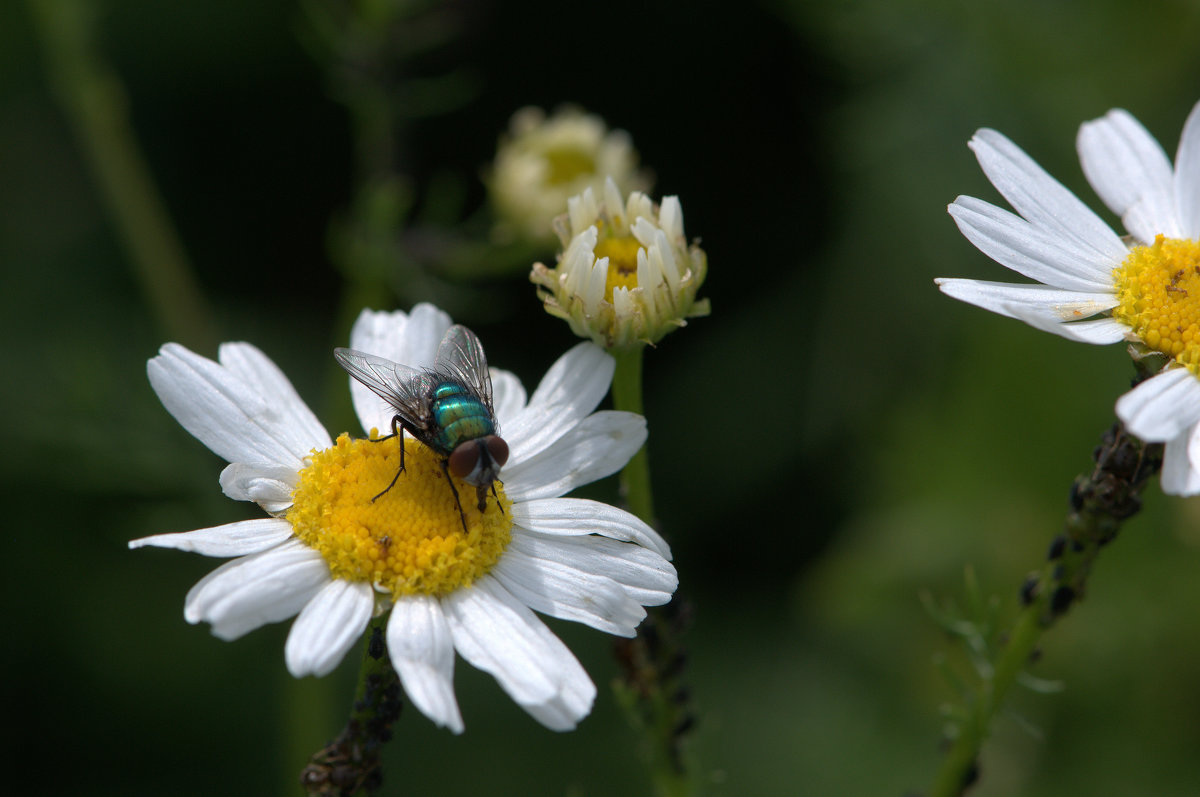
611, 347, 655, 523
926, 420, 1163, 797
300, 616, 402, 797
610, 346, 695, 797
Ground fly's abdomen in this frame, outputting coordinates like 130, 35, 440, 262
430, 383, 495, 452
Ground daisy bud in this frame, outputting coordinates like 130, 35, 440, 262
531, 177, 709, 350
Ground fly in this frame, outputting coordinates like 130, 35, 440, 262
333, 325, 510, 532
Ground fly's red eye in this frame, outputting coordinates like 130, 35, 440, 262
448, 443, 478, 479
486, 436, 509, 466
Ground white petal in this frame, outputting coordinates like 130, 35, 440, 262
184, 539, 329, 641
631, 215, 658, 249
148, 344, 330, 470
613, 285, 638, 324
520, 665, 595, 732
219, 463, 298, 512
584, 256, 608, 316
387, 595, 464, 734
651, 229, 682, 293
1115, 368, 1200, 441
562, 227, 598, 295
285, 579, 374, 677
399, 303, 453, 367
491, 546, 647, 637
510, 532, 677, 608
658, 195, 684, 241
347, 310, 408, 431
129, 518, 294, 557
948, 197, 1118, 292
626, 191, 654, 229
970, 129, 1127, 261
1077, 108, 1181, 241
1123, 196, 1168, 247
443, 576, 595, 730
348, 307, 408, 357
1175, 101, 1200, 239
1004, 305, 1128, 344
490, 368, 527, 430
218, 343, 332, 455
934, 278, 1117, 321
561, 241, 590, 295
442, 578, 555, 705
1161, 431, 1200, 496
518, 608, 595, 731
1186, 422, 1200, 491
503, 411, 646, 502
510, 497, 671, 560
604, 177, 625, 225
503, 343, 615, 463
347, 303, 451, 366
568, 186, 598, 233
346, 304, 452, 433
636, 250, 654, 298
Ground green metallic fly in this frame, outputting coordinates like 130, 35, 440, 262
333, 325, 509, 531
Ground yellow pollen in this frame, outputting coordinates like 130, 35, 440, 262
1113, 235, 1200, 374
287, 433, 512, 596
595, 232, 644, 301
543, 146, 595, 185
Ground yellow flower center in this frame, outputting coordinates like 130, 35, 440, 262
1113, 235, 1200, 373
544, 146, 595, 185
595, 233, 643, 301
287, 433, 512, 596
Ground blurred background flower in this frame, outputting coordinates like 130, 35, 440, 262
8, 1, 1200, 795
487, 105, 651, 248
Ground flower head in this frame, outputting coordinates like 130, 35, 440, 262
131, 303, 676, 732
531, 177, 709, 350
937, 100, 1200, 494
488, 106, 650, 245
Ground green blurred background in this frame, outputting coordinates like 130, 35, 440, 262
7, 0, 1200, 794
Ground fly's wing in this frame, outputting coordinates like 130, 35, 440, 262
333, 347, 437, 433
434, 325, 496, 417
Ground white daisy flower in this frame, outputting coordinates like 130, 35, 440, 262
936, 101, 1200, 495
130, 303, 676, 733
531, 177, 709, 349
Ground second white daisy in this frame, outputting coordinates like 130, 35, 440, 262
937, 100, 1200, 494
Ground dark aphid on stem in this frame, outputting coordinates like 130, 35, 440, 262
334, 325, 510, 532
1019, 574, 1040, 606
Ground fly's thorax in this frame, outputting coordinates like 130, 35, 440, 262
1113, 235, 1200, 374
429, 381, 497, 453
287, 433, 512, 597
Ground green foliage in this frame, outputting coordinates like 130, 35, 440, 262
8, 0, 1200, 795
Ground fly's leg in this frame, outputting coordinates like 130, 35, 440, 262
486, 481, 506, 516
439, 458, 470, 533
370, 416, 407, 503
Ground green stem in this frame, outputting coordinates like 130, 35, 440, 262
609, 345, 694, 797
300, 616, 402, 796
926, 419, 1163, 796
928, 591, 1046, 797
611, 346, 655, 524
27, 0, 217, 350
